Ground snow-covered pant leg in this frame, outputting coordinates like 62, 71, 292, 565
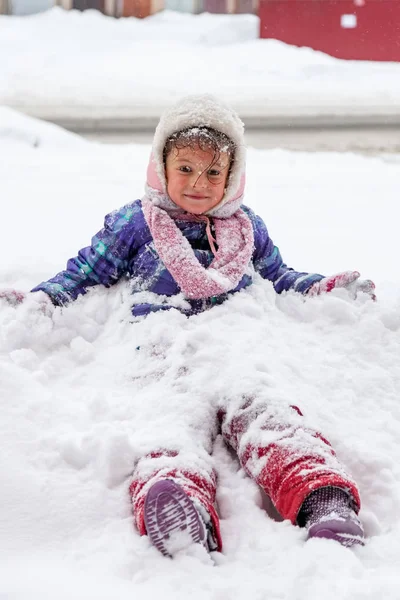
129, 449, 222, 550
219, 396, 360, 524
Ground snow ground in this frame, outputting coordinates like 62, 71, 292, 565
1, 108, 400, 600
2, 8, 400, 117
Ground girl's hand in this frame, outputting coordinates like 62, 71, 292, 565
0, 289, 54, 314
0, 289, 26, 306
308, 271, 376, 301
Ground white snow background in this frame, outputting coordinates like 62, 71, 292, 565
1, 107, 400, 600
2, 7, 400, 115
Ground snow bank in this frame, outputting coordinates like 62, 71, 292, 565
1, 112, 400, 600
0, 106, 87, 147
1, 8, 400, 116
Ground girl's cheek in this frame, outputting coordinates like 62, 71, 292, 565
179, 174, 191, 185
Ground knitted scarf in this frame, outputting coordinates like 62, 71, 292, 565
141, 197, 254, 300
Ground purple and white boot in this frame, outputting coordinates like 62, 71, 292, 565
298, 486, 365, 548
143, 479, 209, 557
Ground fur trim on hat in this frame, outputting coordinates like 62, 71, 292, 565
145, 94, 246, 218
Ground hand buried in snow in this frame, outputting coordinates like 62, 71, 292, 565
0, 289, 54, 314
308, 271, 376, 301
0, 289, 26, 306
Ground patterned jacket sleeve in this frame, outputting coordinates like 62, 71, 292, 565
246, 207, 325, 294
31, 202, 140, 306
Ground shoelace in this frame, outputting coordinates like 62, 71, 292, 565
176, 212, 218, 256
192, 214, 218, 256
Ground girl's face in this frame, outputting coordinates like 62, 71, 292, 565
165, 145, 230, 215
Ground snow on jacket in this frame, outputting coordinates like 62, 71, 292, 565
31, 199, 324, 317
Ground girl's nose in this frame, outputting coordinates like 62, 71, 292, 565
192, 170, 208, 188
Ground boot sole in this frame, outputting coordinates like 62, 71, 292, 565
144, 479, 206, 556
308, 518, 365, 547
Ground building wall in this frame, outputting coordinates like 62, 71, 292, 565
0, 0, 10, 14
165, 0, 201, 12
202, 0, 257, 12
259, 0, 400, 61
72, 0, 105, 10
122, 0, 164, 17
3, 0, 257, 15
104, 0, 122, 15
10, 0, 53, 13
55, 0, 73, 8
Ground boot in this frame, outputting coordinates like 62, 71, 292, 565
298, 486, 364, 547
143, 479, 210, 557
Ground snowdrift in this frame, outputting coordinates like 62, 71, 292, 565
1, 111, 400, 600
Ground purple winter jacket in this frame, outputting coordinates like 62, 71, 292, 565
32, 200, 324, 317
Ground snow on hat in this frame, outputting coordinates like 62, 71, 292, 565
146, 94, 246, 218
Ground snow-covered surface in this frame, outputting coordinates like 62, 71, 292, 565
1, 108, 400, 600
2, 8, 400, 118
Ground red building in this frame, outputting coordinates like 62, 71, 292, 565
259, 0, 400, 62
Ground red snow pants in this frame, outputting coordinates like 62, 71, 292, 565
129, 396, 360, 551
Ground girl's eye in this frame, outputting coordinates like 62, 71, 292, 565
179, 166, 191, 173
208, 169, 221, 177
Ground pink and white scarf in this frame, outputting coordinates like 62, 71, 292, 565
141, 197, 254, 300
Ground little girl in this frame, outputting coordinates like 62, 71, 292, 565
1, 95, 375, 557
